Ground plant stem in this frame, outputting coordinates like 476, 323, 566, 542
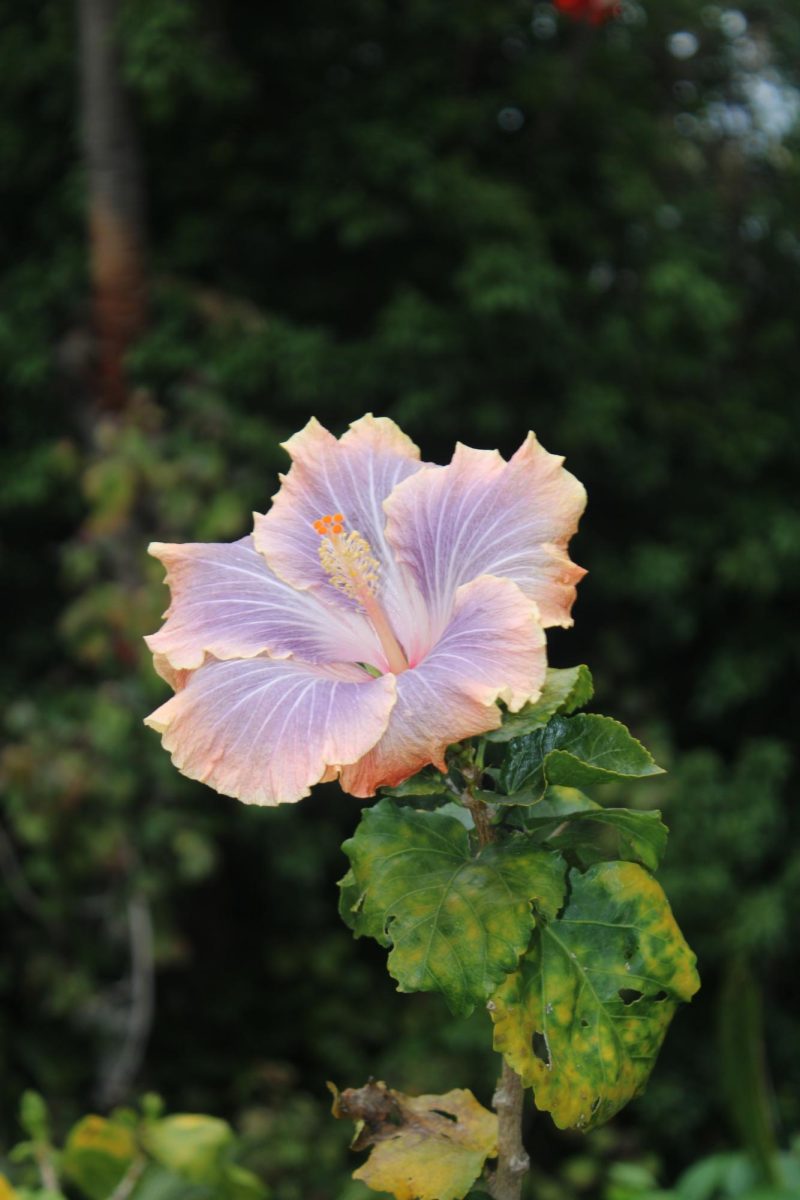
463, 785, 530, 1200
464, 793, 495, 846
459, 746, 494, 847
488, 1060, 529, 1200
108, 1156, 146, 1200
34, 1145, 59, 1194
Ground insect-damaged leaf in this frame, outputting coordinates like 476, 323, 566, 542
486, 665, 594, 743
499, 714, 664, 800
517, 786, 669, 871
491, 861, 699, 1132
339, 799, 567, 1016
330, 1080, 497, 1200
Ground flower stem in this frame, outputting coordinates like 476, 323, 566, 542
459, 744, 494, 846
464, 793, 495, 846
463, 785, 531, 1200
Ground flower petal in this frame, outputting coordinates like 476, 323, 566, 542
340, 575, 547, 796
145, 536, 383, 671
253, 415, 433, 662
145, 656, 397, 805
384, 434, 587, 629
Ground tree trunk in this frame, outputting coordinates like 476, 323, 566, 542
77, 0, 147, 410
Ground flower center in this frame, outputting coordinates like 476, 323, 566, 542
313, 513, 409, 674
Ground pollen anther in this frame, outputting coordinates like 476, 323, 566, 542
313, 516, 381, 603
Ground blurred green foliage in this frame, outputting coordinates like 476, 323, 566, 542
1, 0, 799, 1195
3, 1093, 798, 1200
1, 1092, 270, 1200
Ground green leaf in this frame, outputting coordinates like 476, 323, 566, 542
432, 801, 475, 830
124, 1164, 209, 1200
673, 1152, 761, 1200
63, 1117, 137, 1200
339, 799, 567, 1016
518, 787, 669, 871
219, 1164, 268, 1200
719, 960, 781, 1186
499, 715, 664, 800
491, 861, 700, 1131
486, 666, 594, 742
337, 868, 365, 931
381, 769, 450, 797
143, 1116, 233, 1184
19, 1093, 50, 1143
6, 1144, 35, 1167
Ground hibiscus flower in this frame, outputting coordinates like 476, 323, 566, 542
144, 416, 585, 805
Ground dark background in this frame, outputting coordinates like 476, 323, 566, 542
1, 1, 799, 1197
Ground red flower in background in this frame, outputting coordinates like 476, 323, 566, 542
554, 0, 620, 25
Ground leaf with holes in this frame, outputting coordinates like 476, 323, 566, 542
331, 1080, 497, 1200
339, 799, 567, 1016
517, 787, 668, 871
499, 714, 664, 801
491, 861, 699, 1131
486, 665, 594, 742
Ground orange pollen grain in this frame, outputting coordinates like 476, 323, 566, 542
313, 514, 342, 535
313, 513, 348, 538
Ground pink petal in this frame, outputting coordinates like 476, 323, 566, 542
253, 415, 433, 662
145, 536, 383, 672
384, 434, 587, 629
340, 575, 546, 796
145, 656, 397, 806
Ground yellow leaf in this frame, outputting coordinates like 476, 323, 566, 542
331, 1080, 497, 1200
0, 1176, 20, 1200
67, 1115, 135, 1158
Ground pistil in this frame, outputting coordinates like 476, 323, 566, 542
313, 514, 409, 674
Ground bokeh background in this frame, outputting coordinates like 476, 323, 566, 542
2, 1, 799, 1197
